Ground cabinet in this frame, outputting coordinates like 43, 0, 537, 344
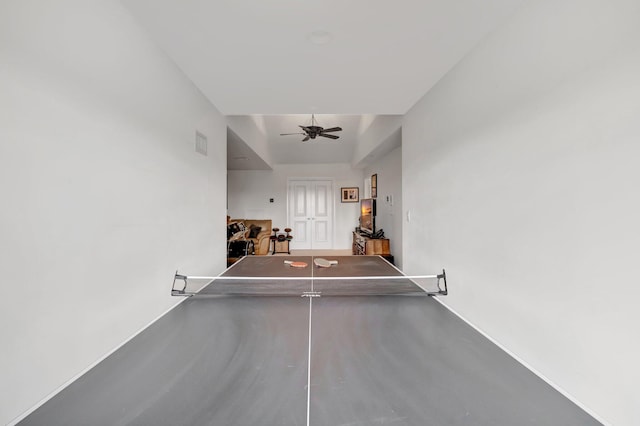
352, 231, 391, 257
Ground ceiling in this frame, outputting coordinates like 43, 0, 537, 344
122, 0, 526, 166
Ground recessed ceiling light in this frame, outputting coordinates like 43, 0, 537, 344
233, 156, 249, 161
308, 30, 332, 45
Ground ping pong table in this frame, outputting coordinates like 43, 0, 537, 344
18, 255, 600, 425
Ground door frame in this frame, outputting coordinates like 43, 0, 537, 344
286, 177, 336, 250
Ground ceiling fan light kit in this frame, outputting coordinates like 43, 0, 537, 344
280, 114, 342, 142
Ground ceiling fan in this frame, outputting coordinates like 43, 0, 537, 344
280, 114, 342, 142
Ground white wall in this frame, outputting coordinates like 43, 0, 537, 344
0, 1, 227, 424
403, 1, 640, 425
351, 115, 402, 167
227, 115, 273, 168
364, 147, 403, 268
228, 164, 363, 249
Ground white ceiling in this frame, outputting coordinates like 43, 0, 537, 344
122, 0, 525, 165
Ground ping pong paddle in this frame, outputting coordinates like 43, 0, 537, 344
314, 258, 338, 268
284, 260, 308, 268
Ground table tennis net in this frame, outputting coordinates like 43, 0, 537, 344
172, 272, 447, 297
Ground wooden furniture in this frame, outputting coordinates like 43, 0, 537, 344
352, 231, 393, 264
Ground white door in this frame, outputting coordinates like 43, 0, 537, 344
311, 180, 333, 249
288, 179, 334, 250
289, 181, 312, 249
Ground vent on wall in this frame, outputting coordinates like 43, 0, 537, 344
195, 131, 208, 156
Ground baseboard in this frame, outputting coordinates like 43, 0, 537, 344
8, 296, 191, 426
431, 297, 610, 426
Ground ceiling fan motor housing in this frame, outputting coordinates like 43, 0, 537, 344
303, 126, 324, 139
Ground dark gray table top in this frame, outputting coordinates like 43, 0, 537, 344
19, 256, 600, 426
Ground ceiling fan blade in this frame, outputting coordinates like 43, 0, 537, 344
319, 133, 339, 139
302, 136, 310, 142
321, 127, 342, 133
280, 132, 305, 136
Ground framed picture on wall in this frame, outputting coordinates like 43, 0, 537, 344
341, 187, 359, 203
371, 174, 377, 198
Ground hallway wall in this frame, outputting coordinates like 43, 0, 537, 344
364, 146, 403, 268
0, 1, 227, 423
403, 1, 640, 424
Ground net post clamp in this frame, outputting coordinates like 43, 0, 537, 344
436, 269, 448, 295
171, 271, 190, 296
